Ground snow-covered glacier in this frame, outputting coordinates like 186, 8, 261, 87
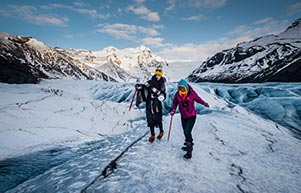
200, 82, 301, 139
0, 80, 300, 193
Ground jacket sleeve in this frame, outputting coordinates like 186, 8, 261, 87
171, 94, 179, 112
145, 80, 151, 88
160, 78, 166, 97
192, 89, 207, 106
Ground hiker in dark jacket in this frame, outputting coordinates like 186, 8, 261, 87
136, 68, 166, 142
170, 79, 209, 159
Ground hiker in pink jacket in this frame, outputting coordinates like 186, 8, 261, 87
170, 79, 209, 159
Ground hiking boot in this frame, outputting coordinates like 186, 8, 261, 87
184, 142, 194, 146
184, 152, 192, 159
149, 134, 155, 143
157, 131, 164, 140
181, 146, 188, 151
184, 141, 193, 159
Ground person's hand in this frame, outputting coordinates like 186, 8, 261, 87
158, 94, 165, 101
205, 103, 209, 108
170, 111, 175, 116
151, 87, 157, 92
135, 84, 142, 90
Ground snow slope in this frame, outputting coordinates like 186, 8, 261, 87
0, 80, 300, 193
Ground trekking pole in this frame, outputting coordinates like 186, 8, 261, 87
129, 88, 138, 111
167, 115, 174, 141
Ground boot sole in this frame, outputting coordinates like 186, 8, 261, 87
184, 155, 192, 159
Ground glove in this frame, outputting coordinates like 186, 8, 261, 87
205, 103, 209, 108
151, 87, 160, 94
170, 111, 175, 116
151, 87, 157, 92
158, 94, 165, 101
135, 84, 142, 90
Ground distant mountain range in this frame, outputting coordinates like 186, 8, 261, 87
187, 18, 301, 83
0, 18, 300, 84
56, 45, 168, 82
0, 34, 167, 84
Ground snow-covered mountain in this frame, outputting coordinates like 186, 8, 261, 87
0, 32, 169, 84
57, 45, 168, 82
0, 33, 116, 84
187, 18, 301, 83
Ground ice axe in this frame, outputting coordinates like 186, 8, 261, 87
167, 114, 174, 141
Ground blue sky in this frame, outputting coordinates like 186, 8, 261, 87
0, 0, 300, 61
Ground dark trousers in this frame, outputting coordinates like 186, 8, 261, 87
149, 122, 163, 135
181, 116, 196, 143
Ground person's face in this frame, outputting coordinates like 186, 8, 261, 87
156, 74, 161, 80
178, 86, 187, 92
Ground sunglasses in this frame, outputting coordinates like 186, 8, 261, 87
178, 86, 187, 92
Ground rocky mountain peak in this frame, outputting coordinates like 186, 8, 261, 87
279, 18, 301, 39
103, 46, 117, 53
286, 18, 301, 31
187, 19, 301, 83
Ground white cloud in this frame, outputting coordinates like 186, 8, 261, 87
254, 17, 273, 25
133, 0, 146, 4
166, 0, 176, 11
187, 0, 226, 9
97, 23, 137, 40
127, 4, 160, 22
249, 20, 289, 37
75, 8, 109, 19
288, 2, 301, 15
146, 12, 160, 22
158, 37, 245, 61
142, 37, 163, 46
0, 3, 111, 27
142, 37, 172, 47
228, 19, 289, 38
138, 26, 160, 36
41, 3, 71, 10
128, 5, 148, 15
165, 0, 226, 15
97, 23, 162, 41
47, 3, 110, 19
118, 8, 123, 14
183, 14, 207, 21
64, 33, 84, 38
40, 3, 110, 19
73, 1, 86, 8
76, 8, 98, 16
33, 15, 69, 26
227, 25, 248, 36
0, 5, 69, 26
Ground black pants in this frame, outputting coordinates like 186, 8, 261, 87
149, 122, 163, 135
181, 116, 196, 142
146, 97, 163, 135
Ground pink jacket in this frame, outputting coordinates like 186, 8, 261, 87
171, 85, 207, 118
